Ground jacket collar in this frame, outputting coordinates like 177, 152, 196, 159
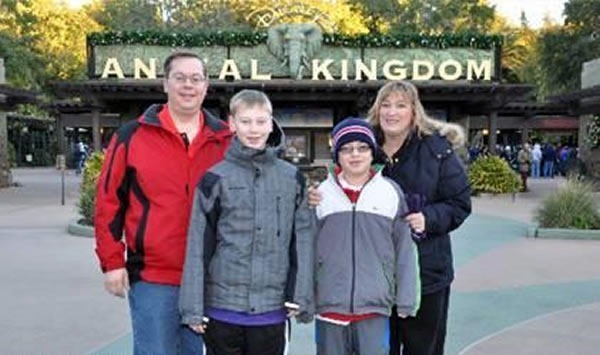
138, 104, 230, 139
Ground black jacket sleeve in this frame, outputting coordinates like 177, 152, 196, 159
422, 144, 472, 236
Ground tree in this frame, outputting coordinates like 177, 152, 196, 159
87, 0, 369, 35
488, 15, 540, 86
0, 32, 47, 89
162, 0, 252, 31
538, 0, 600, 94
0, 0, 102, 88
350, 0, 496, 34
85, 0, 162, 31
346, 0, 400, 33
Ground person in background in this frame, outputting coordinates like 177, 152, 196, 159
367, 81, 471, 355
179, 89, 314, 355
94, 51, 232, 355
517, 143, 532, 192
542, 143, 556, 178
313, 118, 420, 355
531, 142, 542, 178
75, 139, 87, 175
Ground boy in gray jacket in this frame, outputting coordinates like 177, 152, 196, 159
314, 118, 420, 355
179, 90, 314, 355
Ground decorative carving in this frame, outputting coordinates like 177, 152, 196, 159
267, 23, 322, 80
247, 2, 335, 32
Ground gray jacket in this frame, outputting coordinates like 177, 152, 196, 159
179, 124, 315, 325
315, 168, 421, 317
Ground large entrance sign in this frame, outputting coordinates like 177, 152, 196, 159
91, 24, 498, 82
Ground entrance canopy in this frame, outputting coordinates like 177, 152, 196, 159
53, 79, 534, 113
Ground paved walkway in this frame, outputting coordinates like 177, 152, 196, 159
1, 168, 600, 354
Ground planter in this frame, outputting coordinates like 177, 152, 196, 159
528, 225, 600, 240
67, 219, 94, 238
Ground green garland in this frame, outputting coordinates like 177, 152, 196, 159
586, 114, 600, 149
88, 30, 503, 49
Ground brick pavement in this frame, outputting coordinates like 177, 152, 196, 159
2, 169, 600, 355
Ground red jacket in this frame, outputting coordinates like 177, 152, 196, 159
94, 104, 232, 285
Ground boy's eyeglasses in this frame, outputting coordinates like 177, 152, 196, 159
170, 73, 207, 85
338, 144, 371, 155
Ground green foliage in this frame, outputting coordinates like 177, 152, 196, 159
88, 30, 503, 49
348, 0, 495, 34
564, 0, 600, 30
0, 0, 102, 89
78, 151, 104, 226
15, 103, 48, 117
586, 115, 600, 149
86, 0, 162, 32
538, 0, 600, 94
346, 0, 402, 33
0, 32, 47, 90
7, 143, 17, 168
88, 30, 269, 47
535, 178, 600, 229
468, 155, 521, 194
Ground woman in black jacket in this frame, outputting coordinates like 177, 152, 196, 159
367, 81, 472, 355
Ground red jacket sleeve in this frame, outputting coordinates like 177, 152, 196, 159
94, 132, 129, 273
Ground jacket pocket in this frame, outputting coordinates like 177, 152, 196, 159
316, 258, 347, 310
381, 261, 395, 296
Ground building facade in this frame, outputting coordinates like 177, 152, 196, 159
52, 26, 575, 167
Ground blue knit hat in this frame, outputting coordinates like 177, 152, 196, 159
331, 117, 377, 163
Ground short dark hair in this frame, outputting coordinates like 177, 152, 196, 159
163, 51, 207, 78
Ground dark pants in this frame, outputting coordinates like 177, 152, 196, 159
204, 319, 285, 355
520, 171, 528, 191
389, 286, 450, 355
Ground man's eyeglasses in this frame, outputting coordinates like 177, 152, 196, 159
170, 73, 207, 85
338, 144, 371, 155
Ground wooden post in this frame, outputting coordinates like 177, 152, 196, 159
92, 108, 101, 152
488, 111, 498, 154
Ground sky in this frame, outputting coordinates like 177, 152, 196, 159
65, 0, 568, 29
488, 0, 567, 28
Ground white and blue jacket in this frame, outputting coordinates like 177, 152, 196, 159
315, 167, 421, 317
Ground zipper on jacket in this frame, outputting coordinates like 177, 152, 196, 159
350, 204, 357, 313
180, 132, 190, 151
276, 196, 281, 237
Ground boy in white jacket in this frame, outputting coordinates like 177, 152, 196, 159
314, 118, 420, 355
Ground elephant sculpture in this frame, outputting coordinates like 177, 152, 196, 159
267, 23, 323, 80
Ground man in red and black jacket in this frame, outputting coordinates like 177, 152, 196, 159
94, 51, 232, 355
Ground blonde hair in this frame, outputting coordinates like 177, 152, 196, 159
367, 81, 465, 148
229, 89, 273, 117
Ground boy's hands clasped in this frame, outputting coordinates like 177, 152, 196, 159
285, 302, 300, 318
189, 317, 210, 334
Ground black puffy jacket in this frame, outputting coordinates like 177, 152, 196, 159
377, 131, 472, 294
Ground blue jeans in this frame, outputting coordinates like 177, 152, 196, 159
543, 161, 554, 177
128, 281, 204, 355
531, 160, 541, 178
